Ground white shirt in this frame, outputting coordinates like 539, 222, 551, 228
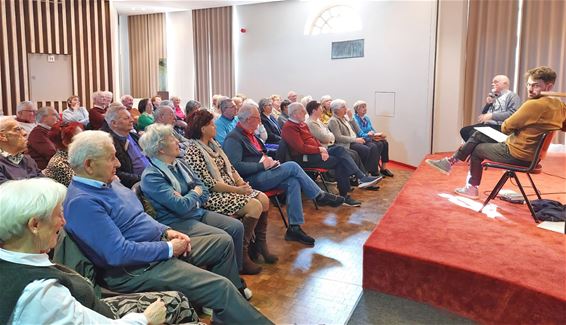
0, 248, 147, 325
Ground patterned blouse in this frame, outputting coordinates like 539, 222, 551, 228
43, 150, 74, 186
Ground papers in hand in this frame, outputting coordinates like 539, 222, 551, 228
474, 126, 508, 143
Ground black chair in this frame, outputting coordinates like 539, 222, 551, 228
478, 131, 556, 223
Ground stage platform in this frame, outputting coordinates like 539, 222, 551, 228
363, 152, 566, 324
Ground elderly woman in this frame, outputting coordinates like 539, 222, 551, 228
138, 124, 248, 274
43, 122, 84, 186
269, 94, 282, 118
62, 95, 89, 126
185, 100, 202, 121
258, 98, 281, 145
184, 110, 277, 274
352, 100, 393, 177
328, 99, 382, 176
0, 177, 188, 325
320, 95, 333, 125
137, 98, 155, 131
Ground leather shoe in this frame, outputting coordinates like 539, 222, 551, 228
381, 169, 394, 177
285, 225, 315, 246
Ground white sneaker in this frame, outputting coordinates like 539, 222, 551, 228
243, 287, 253, 300
426, 158, 452, 175
454, 185, 479, 199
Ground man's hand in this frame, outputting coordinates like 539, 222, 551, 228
166, 229, 190, 242
478, 113, 493, 123
486, 96, 494, 104
262, 156, 277, 169
143, 299, 166, 325
319, 147, 329, 161
355, 137, 365, 144
170, 238, 190, 257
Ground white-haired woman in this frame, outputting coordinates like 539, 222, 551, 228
184, 109, 277, 274
0, 178, 195, 324
138, 124, 252, 275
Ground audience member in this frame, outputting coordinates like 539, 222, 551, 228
277, 99, 291, 128
320, 95, 333, 125
0, 117, 42, 184
121, 94, 140, 124
185, 110, 277, 273
270, 94, 282, 118
300, 95, 313, 109
0, 178, 180, 325
102, 103, 148, 188
43, 122, 84, 186
282, 103, 380, 207
63, 131, 271, 324
232, 96, 244, 112
150, 96, 162, 110
223, 102, 344, 246
211, 94, 224, 118
460, 75, 521, 141
328, 99, 382, 176
62, 95, 89, 126
171, 96, 185, 121
88, 91, 108, 130
137, 98, 155, 131
185, 100, 202, 120
160, 100, 188, 134
426, 66, 566, 198
139, 124, 247, 275
214, 97, 238, 145
353, 100, 394, 177
259, 98, 281, 145
27, 106, 59, 169
287, 91, 298, 103
15, 101, 37, 135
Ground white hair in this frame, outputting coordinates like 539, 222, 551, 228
35, 106, 54, 123
153, 105, 175, 123
320, 95, 332, 103
300, 95, 312, 108
138, 123, 175, 158
16, 101, 34, 113
0, 178, 66, 243
353, 100, 367, 112
330, 99, 347, 114
120, 94, 133, 103
237, 99, 259, 121
288, 102, 304, 118
68, 130, 114, 172
104, 103, 127, 125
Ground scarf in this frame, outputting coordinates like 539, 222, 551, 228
189, 139, 237, 184
150, 157, 195, 193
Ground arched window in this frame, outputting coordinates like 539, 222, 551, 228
309, 5, 362, 36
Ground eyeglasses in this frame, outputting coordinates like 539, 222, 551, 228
20, 110, 37, 114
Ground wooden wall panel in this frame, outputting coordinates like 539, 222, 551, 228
0, 0, 113, 116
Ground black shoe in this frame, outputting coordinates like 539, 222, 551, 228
315, 192, 345, 207
349, 176, 359, 187
343, 195, 362, 207
285, 225, 315, 246
381, 169, 394, 177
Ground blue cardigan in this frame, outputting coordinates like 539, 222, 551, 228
141, 159, 209, 226
353, 114, 376, 139
222, 125, 267, 178
63, 179, 170, 268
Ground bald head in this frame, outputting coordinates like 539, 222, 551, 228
491, 75, 510, 93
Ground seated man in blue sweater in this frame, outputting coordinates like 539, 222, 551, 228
223, 102, 345, 247
63, 130, 272, 325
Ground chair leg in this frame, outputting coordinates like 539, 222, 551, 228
318, 172, 330, 192
526, 173, 542, 200
272, 195, 288, 228
479, 171, 511, 213
313, 199, 319, 210
512, 173, 539, 223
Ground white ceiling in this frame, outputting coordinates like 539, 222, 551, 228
112, 0, 278, 16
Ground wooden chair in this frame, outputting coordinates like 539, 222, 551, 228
478, 131, 556, 223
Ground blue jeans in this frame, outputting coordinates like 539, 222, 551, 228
246, 161, 322, 225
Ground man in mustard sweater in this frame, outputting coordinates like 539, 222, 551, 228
426, 66, 566, 199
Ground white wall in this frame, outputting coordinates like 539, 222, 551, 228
432, 0, 468, 153
166, 11, 195, 105
235, 0, 438, 166
117, 15, 130, 97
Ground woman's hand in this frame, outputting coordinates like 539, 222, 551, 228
143, 299, 166, 325
236, 183, 253, 195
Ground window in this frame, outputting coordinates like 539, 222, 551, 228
309, 5, 362, 36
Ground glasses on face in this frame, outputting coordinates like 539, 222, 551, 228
21, 110, 37, 114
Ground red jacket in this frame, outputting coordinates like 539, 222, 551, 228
281, 120, 321, 157
27, 125, 56, 169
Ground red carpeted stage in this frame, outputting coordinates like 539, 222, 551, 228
363, 152, 566, 324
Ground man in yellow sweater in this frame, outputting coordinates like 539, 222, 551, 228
426, 66, 566, 199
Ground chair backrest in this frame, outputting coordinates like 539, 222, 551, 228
276, 139, 292, 163
131, 181, 157, 217
526, 131, 555, 170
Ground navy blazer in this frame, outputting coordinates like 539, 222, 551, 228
222, 125, 268, 178
260, 114, 281, 144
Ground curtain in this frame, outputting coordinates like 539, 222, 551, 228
192, 7, 233, 109
128, 13, 165, 98
517, 0, 565, 144
463, 0, 519, 126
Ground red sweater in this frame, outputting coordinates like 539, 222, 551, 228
281, 120, 321, 157
89, 106, 106, 130
27, 125, 56, 169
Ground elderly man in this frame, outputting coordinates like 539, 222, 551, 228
0, 118, 42, 184
215, 97, 238, 145
223, 101, 344, 246
460, 75, 521, 141
101, 103, 148, 188
121, 94, 140, 124
15, 101, 38, 135
287, 90, 298, 103
27, 106, 59, 169
282, 103, 380, 207
89, 91, 110, 130
63, 130, 272, 324
427, 66, 566, 198
159, 100, 188, 133
259, 98, 281, 145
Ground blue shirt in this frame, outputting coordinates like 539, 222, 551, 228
215, 115, 238, 145
353, 114, 376, 139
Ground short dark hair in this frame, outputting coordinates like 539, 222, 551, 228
138, 98, 150, 113
525, 66, 556, 83
185, 109, 214, 140
280, 99, 291, 113
305, 100, 320, 115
